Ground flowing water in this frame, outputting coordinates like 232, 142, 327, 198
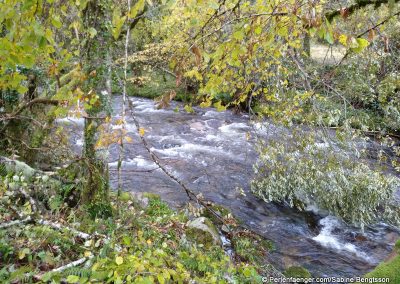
59, 96, 399, 279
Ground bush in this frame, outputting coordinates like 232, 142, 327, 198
251, 129, 400, 229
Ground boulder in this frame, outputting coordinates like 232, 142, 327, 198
186, 217, 222, 248
129, 192, 151, 209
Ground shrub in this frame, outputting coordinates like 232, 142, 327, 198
251, 129, 400, 229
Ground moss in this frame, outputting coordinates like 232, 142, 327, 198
283, 266, 312, 279
142, 192, 160, 200
185, 227, 215, 249
395, 239, 400, 252
362, 255, 400, 284
0, 163, 7, 177
186, 217, 221, 248
119, 192, 131, 202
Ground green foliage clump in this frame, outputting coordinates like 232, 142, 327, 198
125, 71, 191, 102
85, 202, 114, 219
362, 255, 400, 284
251, 130, 400, 229
232, 232, 273, 264
283, 266, 312, 278
0, 178, 262, 284
309, 25, 400, 133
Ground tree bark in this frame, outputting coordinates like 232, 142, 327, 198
326, 0, 400, 22
80, 0, 113, 206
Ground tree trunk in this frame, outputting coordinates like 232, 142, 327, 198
80, 0, 113, 208
303, 32, 311, 57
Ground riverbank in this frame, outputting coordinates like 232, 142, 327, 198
1, 154, 399, 283
361, 242, 400, 284
0, 178, 265, 283
52, 95, 399, 278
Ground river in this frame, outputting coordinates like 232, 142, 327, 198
59, 95, 400, 279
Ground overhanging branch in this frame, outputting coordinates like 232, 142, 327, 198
326, 0, 400, 21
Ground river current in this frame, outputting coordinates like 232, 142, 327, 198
58, 95, 400, 278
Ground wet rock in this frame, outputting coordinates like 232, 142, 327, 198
189, 121, 206, 131
355, 234, 368, 242
186, 217, 222, 247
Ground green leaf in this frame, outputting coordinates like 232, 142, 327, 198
324, 31, 334, 45
209, 1, 219, 9
338, 34, 347, 46
112, 9, 126, 40
51, 16, 62, 29
213, 100, 226, 112
243, 267, 252, 277
351, 38, 369, 53
157, 274, 165, 284
88, 27, 97, 38
129, 0, 145, 18
115, 256, 123, 265
233, 30, 244, 41
17, 85, 28, 94
66, 275, 80, 283
184, 104, 194, 113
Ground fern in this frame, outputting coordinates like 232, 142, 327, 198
63, 267, 92, 278
0, 163, 7, 177
8, 266, 34, 283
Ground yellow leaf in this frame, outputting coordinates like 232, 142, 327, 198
139, 128, 145, 137
184, 104, 194, 113
129, 0, 145, 19
338, 34, 347, 46
84, 251, 92, 257
18, 251, 26, 260
157, 274, 165, 284
115, 256, 123, 265
200, 99, 212, 108
66, 275, 80, 283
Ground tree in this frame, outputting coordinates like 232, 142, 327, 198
158, 0, 400, 227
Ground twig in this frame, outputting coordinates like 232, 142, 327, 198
37, 219, 91, 239
336, 10, 400, 66
0, 216, 32, 229
52, 256, 93, 273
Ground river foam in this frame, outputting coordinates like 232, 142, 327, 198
313, 216, 374, 263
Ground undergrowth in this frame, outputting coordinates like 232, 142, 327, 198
0, 172, 263, 283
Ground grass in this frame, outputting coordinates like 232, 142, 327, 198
362, 254, 400, 284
